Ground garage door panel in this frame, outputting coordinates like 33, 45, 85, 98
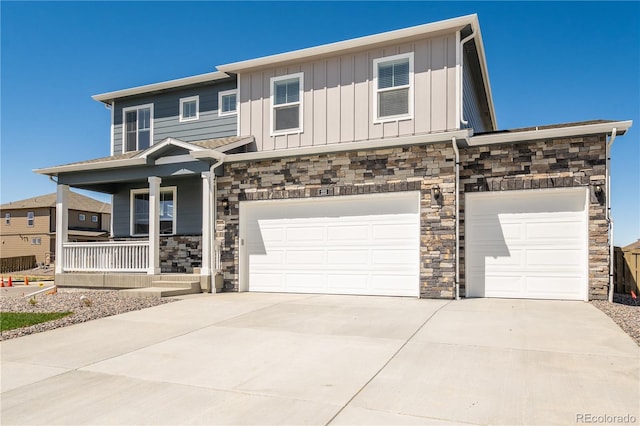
286, 226, 324, 242
527, 249, 584, 267
327, 274, 368, 291
373, 249, 418, 265
371, 275, 416, 295
327, 250, 369, 265
526, 221, 583, 241
327, 225, 369, 241
286, 273, 325, 290
525, 277, 584, 298
243, 192, 420, 297
466, 189, 587, 301
484, 276, 526, 298
250, 251, 284, 265
286, 250, 325, 265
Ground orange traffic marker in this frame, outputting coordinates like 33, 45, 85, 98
8, 276, 12, 287
25, 276, 29, 286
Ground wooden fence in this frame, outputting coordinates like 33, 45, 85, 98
1, 255, 37, 273
614, 247, 639, 294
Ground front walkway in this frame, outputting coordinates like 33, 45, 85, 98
1, 294, 638, 425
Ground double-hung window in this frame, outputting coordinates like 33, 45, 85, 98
271, 73, 303, 135
27, 211, 34, 227
123, 104, 153, 152
4, 213, 9, 225
91, 215, 99, 223
373, 53, 413, 122
218, 89, 237, 116
179, 96, 199, 122
130, 187, 176, 236
79, 214, 86, 221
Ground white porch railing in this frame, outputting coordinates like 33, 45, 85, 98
62, 241, 149, 272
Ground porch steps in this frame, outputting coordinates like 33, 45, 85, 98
118, 279, 201, 299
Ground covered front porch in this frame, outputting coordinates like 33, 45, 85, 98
39, 137, 251, 293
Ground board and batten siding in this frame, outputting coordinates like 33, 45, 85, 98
111, 177, 203, 238
239, 33, 458, 151
112, 81, 238, 154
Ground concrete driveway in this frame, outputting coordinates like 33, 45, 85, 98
1, 293, 638, 425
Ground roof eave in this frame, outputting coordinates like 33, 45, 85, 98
92, 71, 231, 105
469, 120, 633, 146
218, 14, 478, 73
34, 157, 148, 176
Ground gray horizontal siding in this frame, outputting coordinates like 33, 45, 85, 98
113, 80, 237, 154
112, 177, 203, 238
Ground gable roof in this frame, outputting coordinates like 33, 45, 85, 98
0, 191, 110, 213
622, 240, 640, 251
34, 136, 254, 176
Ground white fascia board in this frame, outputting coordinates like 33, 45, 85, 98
34, 157, 148, 176
469, 121, 633, 146
207, 130, 471, 163
139, 138, 205, 159
92, 71, 230, 104
218, 15, 476, 73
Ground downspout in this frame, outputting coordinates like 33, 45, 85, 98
607, 128, 617, 302
459, 30, 475, 127
452, 137, 460, 300
209, 157, 225, 293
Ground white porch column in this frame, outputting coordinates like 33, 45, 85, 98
148, 176, 161, 275
55, 184, 69, 274
200, 172, 212, 277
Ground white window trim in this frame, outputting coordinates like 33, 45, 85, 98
79, 213, 86, 221
179, 95, 199, 122
91, 215, 99, 223
31, 237, 41, 245
4, 213, 10, 225
270, 72, 304, 136
27, 211, 34, 227
372, 52, 414, 124
130, 186, 177, 237
122, 103, 154, 153
218, 89, 238, 117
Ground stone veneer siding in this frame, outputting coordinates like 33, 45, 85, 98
459, 134, 609, 300
216, 143, 457, 298
159, 235, 202, 273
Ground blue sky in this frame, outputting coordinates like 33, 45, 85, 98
1, 1, 638, 245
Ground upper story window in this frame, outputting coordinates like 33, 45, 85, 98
179, 96, 199, 122
218, 89, 237, 116
27, 211, 34, 227
123, 104, 153, 152
79, 213, 86, 221
271, 73, 303, 135
373, 53, 414, 122
31, 237, 41, 245
91, 215, 99, 223
4, 213, 9, 225
130, 187, 176, 236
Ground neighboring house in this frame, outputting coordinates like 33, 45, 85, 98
35, 14, 632, 301
0, 192, 111, 266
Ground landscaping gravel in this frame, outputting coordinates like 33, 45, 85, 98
591, 294, 640, 346
0, 288, 174, 341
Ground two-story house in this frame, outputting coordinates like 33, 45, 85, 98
36, 14, 632, 301
0, 192, 110, 269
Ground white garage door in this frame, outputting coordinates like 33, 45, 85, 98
465, 188, 588, 300
240, 192, 420, 297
